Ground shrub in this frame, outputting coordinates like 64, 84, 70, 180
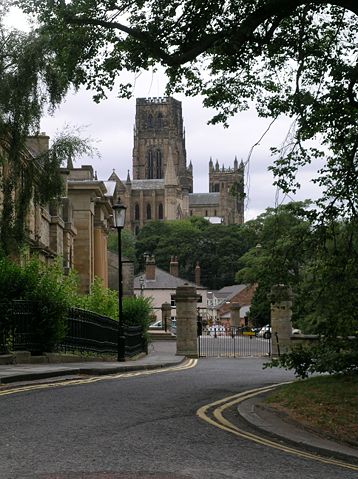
76, 277, 118, 319
75, 277, 152, 330
265, 337, 358, 379
122, 296, 152, 330
0, 256, 77, 353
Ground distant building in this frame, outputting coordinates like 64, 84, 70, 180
109, 97, 245, 234
133, 255, 207, 321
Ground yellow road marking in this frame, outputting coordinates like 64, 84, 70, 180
0, 358, 197, 397
197, 384, 358, 472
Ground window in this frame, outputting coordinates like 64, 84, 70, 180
134, 203, 140, 221
171, 298, 176, 308
147, 150, 154, 179
156, 112, 163, 129
156, 149, 162, 178
147, 204, 152, 220
147, 114, 153, 128
205, 210, 208, 216
158, 203, 164, 220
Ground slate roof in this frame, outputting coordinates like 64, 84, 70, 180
217, 284, 248, 300
131, 179, 165, 190
189, 193, 220, 206
134, 267, 206, 290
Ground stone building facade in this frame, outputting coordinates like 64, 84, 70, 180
1, 132, 114, 294
110, 97, 245, 233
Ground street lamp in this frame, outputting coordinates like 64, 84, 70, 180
113, 201, 127, 362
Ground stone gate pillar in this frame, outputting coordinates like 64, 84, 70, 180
269, 284, 293, 356
161, 302, 171, 332
172, 284, 200, 357
230, 303, 241, 328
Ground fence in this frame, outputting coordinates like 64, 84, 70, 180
0, 301, 147, 358
198, 325, 272, 358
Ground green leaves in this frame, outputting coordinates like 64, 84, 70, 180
135, 218, 257, 289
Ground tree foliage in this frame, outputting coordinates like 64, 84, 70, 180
14, 0, 358, 221
135, 217, 257, 289
236, 201, 313, 326
236, 202, 358, 336
0, 20, 96, 253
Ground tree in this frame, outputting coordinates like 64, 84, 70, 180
135, 218, 257, 289
15, 0, 358, 221
0, 21, 94, 253
236, 202, 358, 336
236, 202, 313, 326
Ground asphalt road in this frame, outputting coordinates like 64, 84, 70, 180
0, 358, 355, 479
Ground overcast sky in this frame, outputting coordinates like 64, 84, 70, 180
5, 7, 322, 221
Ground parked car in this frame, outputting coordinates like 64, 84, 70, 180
258, 325, 302, 339
257, 325, 271, 339
149, 319, 163, 329
237, 326, 256, 336
292, 328, 302, 335
207, 325, 226, 336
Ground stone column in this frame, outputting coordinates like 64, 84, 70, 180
230, 303, 241, 328
172, 285, 200, 357
269, 284, 293, 356
161, 302, 171, 332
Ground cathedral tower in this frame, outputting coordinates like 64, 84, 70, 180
133, 97, 193, 192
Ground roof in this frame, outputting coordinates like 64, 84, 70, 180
131, 179, 165, 190
134, 267, 206, 290
218, 284, 248, 296
213, 284, 249, 306
189, 193, 220, 206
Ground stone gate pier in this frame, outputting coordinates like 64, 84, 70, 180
172, 284, 201, 357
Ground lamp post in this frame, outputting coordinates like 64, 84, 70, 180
113, 201, 127, 362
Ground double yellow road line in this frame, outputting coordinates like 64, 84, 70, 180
0, 358, 198, 398
197, 383, 358, 472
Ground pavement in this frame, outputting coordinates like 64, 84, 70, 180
0, 341, 357, 464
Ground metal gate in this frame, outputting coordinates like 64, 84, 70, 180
197, 325, 271, 358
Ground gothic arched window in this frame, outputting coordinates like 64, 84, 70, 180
147, 204, 152, 220
147, 114, 153, 128
135, 203, 140, 221
147, 150, 154, 179
156, 112, 163, 129
156, 149, 162, 179
158, 203, 163, 220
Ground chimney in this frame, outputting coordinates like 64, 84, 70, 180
195, 261, 201, 286
170, 256, 179, 277
145, 255, 156, 280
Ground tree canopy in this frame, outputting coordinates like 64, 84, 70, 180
236, 202, 358, 336
0, 18, 95, 253
135, 217, 257, 289
15, 0, 358, 221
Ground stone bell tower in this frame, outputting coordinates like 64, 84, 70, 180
132, 97, 193, 192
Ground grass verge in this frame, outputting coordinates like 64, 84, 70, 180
264, 374, 358, 446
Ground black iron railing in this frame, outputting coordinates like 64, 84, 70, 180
0, 300, 41, 353
0, 302, 147, 358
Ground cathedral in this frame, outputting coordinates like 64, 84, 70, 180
109, 97, 245, 234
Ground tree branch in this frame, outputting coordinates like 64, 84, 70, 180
60, 0, 358, 66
